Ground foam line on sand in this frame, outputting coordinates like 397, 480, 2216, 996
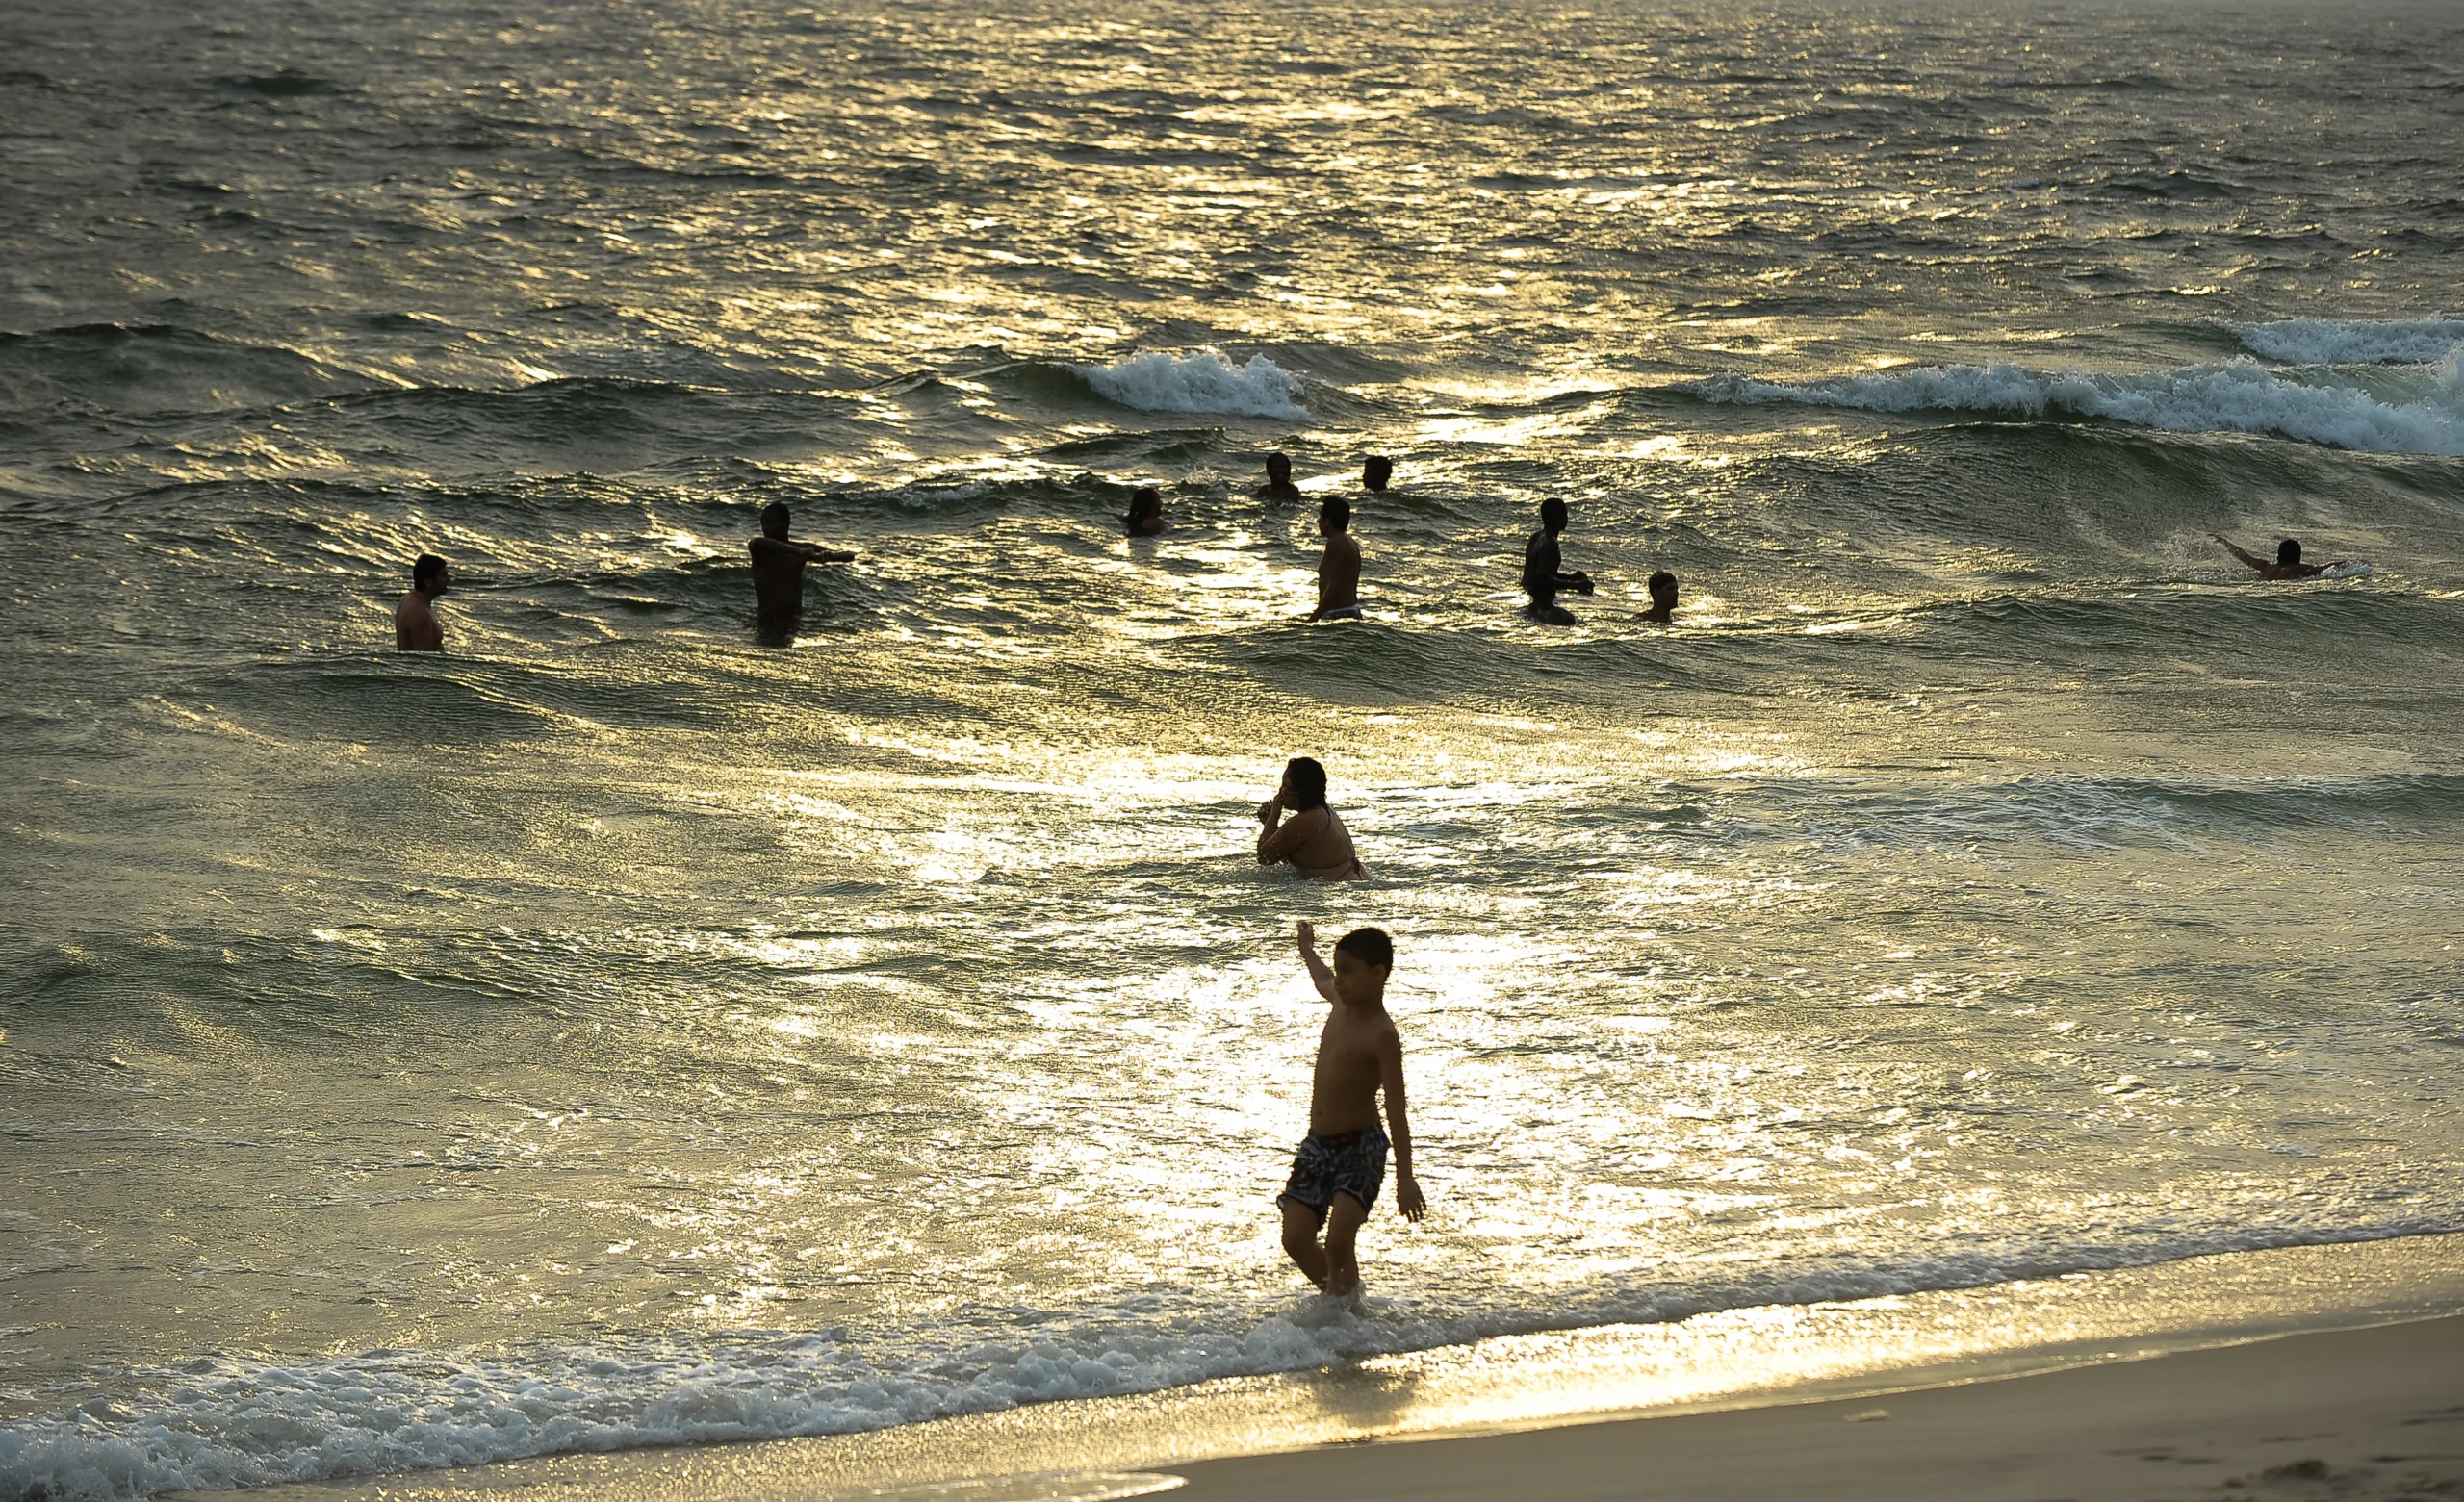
205, 1235, 2464, 1502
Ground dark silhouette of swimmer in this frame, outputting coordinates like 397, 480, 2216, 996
1256, 755, 1364, 880
1126, 486, 1165, 536
751, 501, 855, 629
1362, 455, 1393, 494
1642, 570, 1678, 624
1313, 496, 1362, 621
1254, 451, 1302, 502
396, 553, 449, 651
1522, 498, 1594, 624
2214, 534, 2346, 580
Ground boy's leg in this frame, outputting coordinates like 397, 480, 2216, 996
1322, 1191, 1369, 1297
1279, 1197, 1328, 1289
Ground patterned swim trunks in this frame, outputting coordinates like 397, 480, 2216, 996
1278, 1123, 1390, 1226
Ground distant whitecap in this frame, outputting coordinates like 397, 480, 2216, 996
1685, 356, 2464, 456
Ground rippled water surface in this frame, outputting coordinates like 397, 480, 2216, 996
4, 0, 2462, 1496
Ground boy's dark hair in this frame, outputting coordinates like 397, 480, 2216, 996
413, 553, 448, 587
1540, 496, 1569, 528
1648, 570, 1677, 591
1128, 486, 1162, 522
1284, 755, 1328, 810
1321, 496, 1350, 530
2277, 538, 2301, 565
1362, 455, 1392, 492
1335, 927, 1394, 972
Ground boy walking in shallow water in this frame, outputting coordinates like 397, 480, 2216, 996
1279, 921, 1425, 1298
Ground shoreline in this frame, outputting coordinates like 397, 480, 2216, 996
210, 1233, 2464, 1502
1165, 1312, 2464, 1502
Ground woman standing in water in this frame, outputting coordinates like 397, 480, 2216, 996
1256, 756, 1366, 880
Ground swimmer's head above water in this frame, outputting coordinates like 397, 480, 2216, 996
1280, 755, 1329, 811
760, 500, 792, 540
1330, 926, 1394, 998
1540, 496, 1570, 534
413, 553, 450, 598
1126, 486, 1164, 534
1361, 455, 1392, 493
2278, 538, 2302, 566
1644, 570, 1678, 622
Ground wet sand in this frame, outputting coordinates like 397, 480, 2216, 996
1167, 1313, 2464, 1502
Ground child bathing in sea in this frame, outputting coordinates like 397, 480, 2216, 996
1277, 921, 1426, 1299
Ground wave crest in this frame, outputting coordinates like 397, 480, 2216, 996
2229, 315, 2464, 366
1684, 356, 2464, 456
1074, 349, 1307, 420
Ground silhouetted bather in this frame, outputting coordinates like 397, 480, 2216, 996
1257, 756, 1365, 880
1521, 497, 1594, 624
1254, 450, 1302, 502
1642, 570, 1678, 624
751, 501, 856, 630
2215, 534, 2345, 580
1313, 496, 1362, 621
1361, 455, 1393, 494
396, 553, 449, 652
1125, 486, 1165, 536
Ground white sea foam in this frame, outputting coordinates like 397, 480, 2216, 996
1074, 350, 1307, 420
1686, 355, 2464, 456
3, 1220, 2452, 1502
2229, 316, 2464, 366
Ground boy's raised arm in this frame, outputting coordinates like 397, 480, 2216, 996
1294, 919, 1338, 1004
1379, 1028, 1426, 1222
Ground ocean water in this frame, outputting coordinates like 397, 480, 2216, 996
4, 0, 2463, 1496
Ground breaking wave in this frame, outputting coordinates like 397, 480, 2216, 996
1073, 349, 1308, 420
2228, 315, 2464, 366
1684, 354, 2464, 456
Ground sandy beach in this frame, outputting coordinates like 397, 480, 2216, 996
1166, 1313, 2464, 1502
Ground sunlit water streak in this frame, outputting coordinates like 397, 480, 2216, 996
2, 0, 2462, 1496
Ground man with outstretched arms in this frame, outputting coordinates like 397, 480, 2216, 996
2214, 534, 2345, 580
751, 501, 856, 630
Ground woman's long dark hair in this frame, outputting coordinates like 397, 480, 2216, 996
1284, 756, 1328, 811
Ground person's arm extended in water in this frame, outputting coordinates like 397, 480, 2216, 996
755, 536, 858, 564
1295, 919, 1338, 1004
1377, 1025, 1426, 1221
2213, 534, 2272, 573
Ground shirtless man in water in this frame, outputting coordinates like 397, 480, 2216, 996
395, 553, 449, 651
2215, 534, 2346, 580
1311, 496, 1362, 621
751, 501, 856, 630
1277, 920, 1424, 1299
1256, 756, 1364, 879
1522, 497, 1594, 625
1254, 450, 1302, 503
